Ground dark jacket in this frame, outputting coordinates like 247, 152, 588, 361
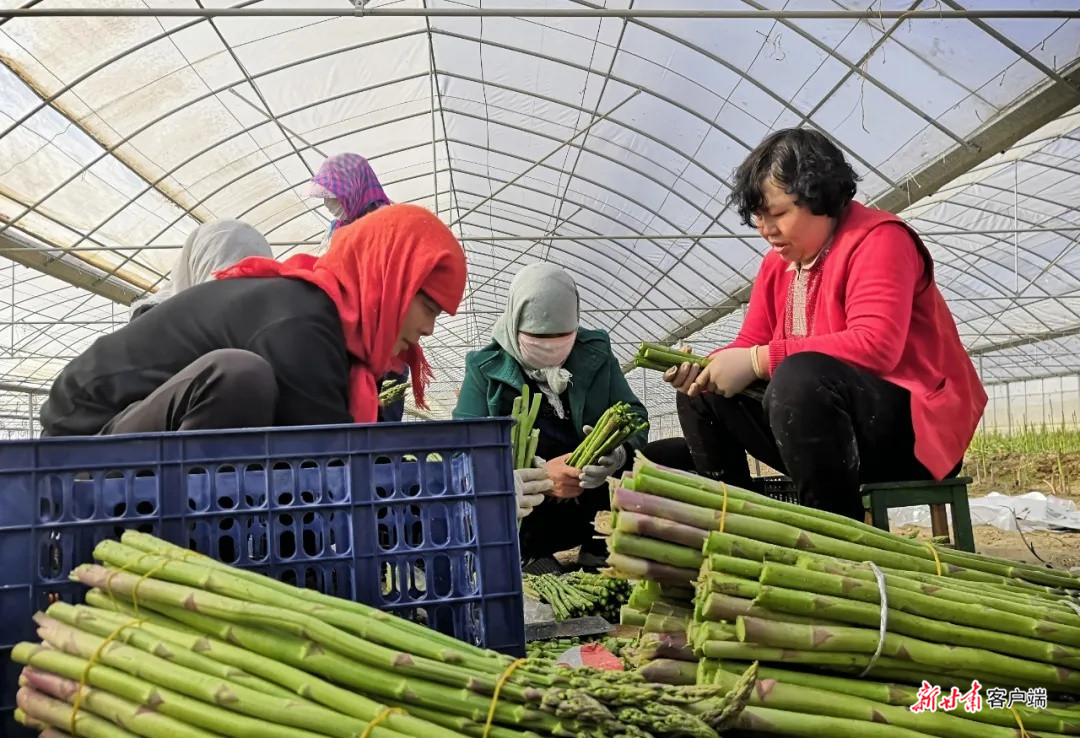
452, 328, 648, 452
41, 277, 352, 436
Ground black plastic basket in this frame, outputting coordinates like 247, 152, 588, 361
756, 475, 800, 505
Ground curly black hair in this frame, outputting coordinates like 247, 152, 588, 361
728, 128, 860, 227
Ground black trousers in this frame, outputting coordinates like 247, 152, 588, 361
642, 436, 696, 472
102, 349, 279, 434
519, 488, 610, 561
677, 351, 956, 520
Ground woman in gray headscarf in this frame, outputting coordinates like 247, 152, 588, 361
453, 262, 649, 571
129, 220, 273, 320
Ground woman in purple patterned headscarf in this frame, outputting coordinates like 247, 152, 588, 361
308, 153, 406, 419
307, 153, 391, 248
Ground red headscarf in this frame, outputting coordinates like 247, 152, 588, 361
216, 204, 467, 423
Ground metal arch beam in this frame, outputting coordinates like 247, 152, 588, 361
559, 1, 899, 190
448, 90, 642, 227
540, 2, 634, 263
441, 158, 752, 299
637, 56, 1080, 365
0, 30, 430, 290
131, 102, 755, 304
438, 128, 755, 288
118, 64, 745, 277
740, 0, 972, 151
875, 57, 1080, 214
244, 176, 702, 362
51, 72, 430, 256
0, 0, 260, 143
941, 0, 1080, 100
0, 230, 142, 304
96, 96, 435, 292
11, 16, 833, 292
17, 20, 759, 270
981, 367, 1080, 388
898, 117, 1080, 205
230, 73, 732, 236
918, 209, 1080, 298
9, 224, 1080, 253
437, 69, 733, 199
422, 192, 695, 334
2, 45, 425, 259
223, 145, 719, 306
6, 7, 1079, 21
968, 323, 1080, 357
913, 208, 1080, 334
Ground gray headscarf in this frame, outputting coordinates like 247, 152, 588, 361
129, 220, 272, 319
491, 262, 580, 404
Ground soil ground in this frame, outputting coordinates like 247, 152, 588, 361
954, 449, 1080, 570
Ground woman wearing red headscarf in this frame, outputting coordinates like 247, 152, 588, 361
40, 205, 466, 436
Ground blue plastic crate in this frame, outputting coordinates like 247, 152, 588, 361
0, 419, 523, 733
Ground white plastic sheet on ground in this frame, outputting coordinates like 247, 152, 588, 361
889, 491, 1080, 533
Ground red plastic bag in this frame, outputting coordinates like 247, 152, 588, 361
554, 642, 624, 671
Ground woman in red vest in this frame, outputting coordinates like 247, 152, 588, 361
665, 128, 986, 519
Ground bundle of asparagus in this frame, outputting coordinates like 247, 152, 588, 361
511, 384, 542, 469
377, 380, 412, 407
523, 571, 632, 622
692, 551, 1080, 695
567, 403, 648, 469
610, 454, 1079, 594
604, 455, 1080, 700
700, 659, 1080, 737
631, 343, 766, 401
605, 455, 1080, 735
12, 530, 760, 738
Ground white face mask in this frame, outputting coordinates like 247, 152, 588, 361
324, 197, 345, 218
517, 332, 576, 370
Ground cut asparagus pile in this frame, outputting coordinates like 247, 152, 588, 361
567, 403, 648, 469
631, 343, 766, 401
12, 530, 760, 738
377, 379, 412, 406
523, 571, 632, 622
511, 384, 542, 470
607, 455, 1080, 736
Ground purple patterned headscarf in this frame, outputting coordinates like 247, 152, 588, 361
308, 153, 391, 231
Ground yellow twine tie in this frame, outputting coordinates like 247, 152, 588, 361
104, 550, 160, 610
69, 618, 144, 734
104, 549, 199, 614
1010, 705, 1031, 737
924, 542, 943, 577
483, 658, 528, 737
719, 482, 729, 534
361, 706, 405, 738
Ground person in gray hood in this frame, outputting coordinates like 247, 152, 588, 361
454, 262, 648, 571
129, 220, 273, 320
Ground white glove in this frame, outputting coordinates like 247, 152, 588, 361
579, 441, 628, 490
514, 456, 552, 518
